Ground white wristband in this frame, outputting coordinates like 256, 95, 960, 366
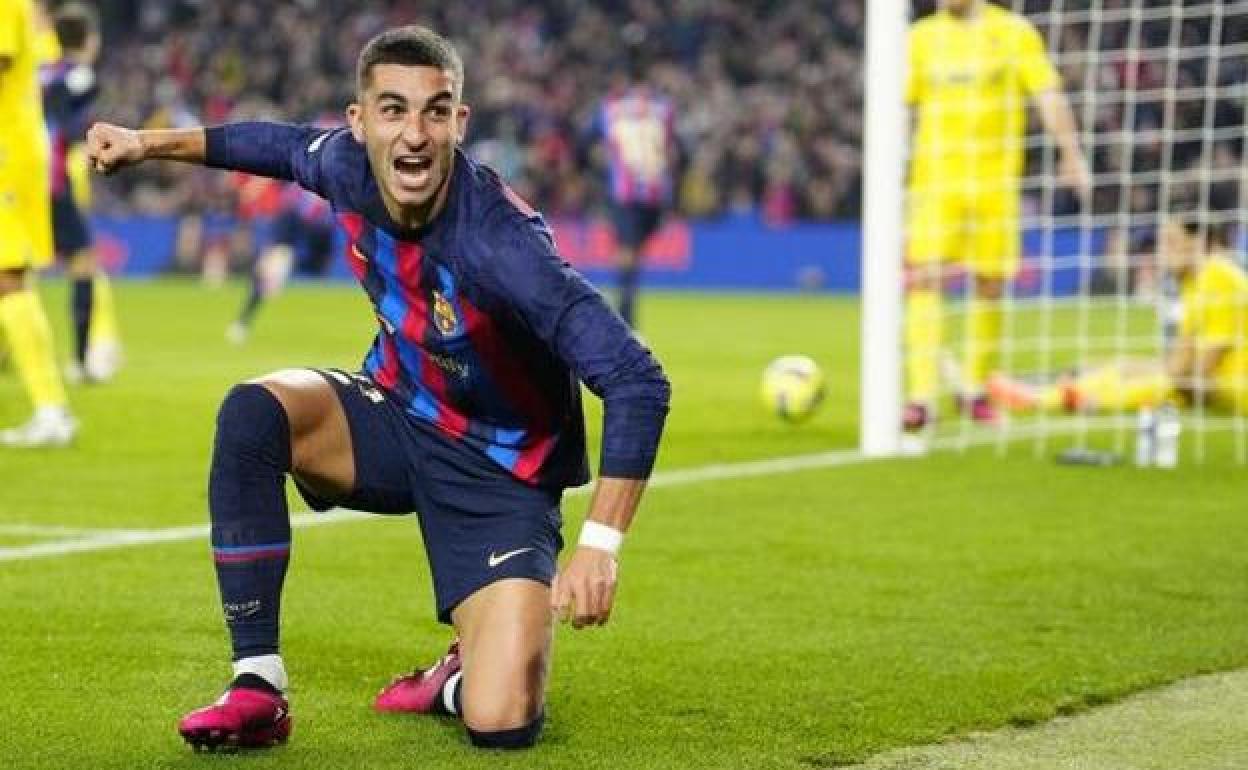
578, 520, 624, 555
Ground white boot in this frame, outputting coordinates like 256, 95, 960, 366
0, 406, 78, 448
84, 339, 124, 382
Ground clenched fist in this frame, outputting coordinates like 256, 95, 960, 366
86, 122, 145, 174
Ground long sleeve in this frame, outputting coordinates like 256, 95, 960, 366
204, 121, 344, 197
482, 213, 671, 479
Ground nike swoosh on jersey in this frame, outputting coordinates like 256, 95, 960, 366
487, 547, 535, 568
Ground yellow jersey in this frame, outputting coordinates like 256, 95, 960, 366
907, 4, 1059, 186
1180, 254, 1248, 382
0, 0, 49, 167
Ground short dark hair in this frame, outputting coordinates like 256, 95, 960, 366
54, 3, 98, 52
356, 26, 464, 98
1167, 197, 1231, 249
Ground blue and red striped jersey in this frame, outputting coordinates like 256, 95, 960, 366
595, 86, 676, 206
40, 58, 98, 198
205, 122, 670, 490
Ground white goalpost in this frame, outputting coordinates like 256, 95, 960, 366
859, 0, 908, 457
861, 0, 1248, 464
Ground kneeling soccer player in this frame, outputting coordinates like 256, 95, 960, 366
88, 25, 670, 751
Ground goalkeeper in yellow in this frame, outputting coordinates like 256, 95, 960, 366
0, 0, 77, 447
989, 212, 1248, 417
904, 0, 1090, 432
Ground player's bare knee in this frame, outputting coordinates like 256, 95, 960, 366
462, 687, 543, 734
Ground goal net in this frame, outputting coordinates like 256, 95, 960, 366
862, 0, 1248, 465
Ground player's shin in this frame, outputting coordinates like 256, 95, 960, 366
0, 288, 69, 410
905, 287, 943, 406
70, 277, 92, 366
961, 296, 1003, 397
209, 384, 293, 683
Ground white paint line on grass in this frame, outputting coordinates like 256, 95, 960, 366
0, 448, 870, 564
0, 523, 154, 537
0, 509, 374, 563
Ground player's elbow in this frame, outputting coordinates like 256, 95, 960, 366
624, 358, 672, 415
594, 347, 671, 412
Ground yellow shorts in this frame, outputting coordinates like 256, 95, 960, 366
0, 158, 53, 271
907, 179, 1020, 279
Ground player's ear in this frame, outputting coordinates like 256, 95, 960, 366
346, 103, 365, 143
454, 104, 471, 145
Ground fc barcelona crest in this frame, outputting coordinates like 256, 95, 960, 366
432, 290, 459, 335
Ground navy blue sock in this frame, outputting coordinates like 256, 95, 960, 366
70, 277, 92, 365
209, 384, 292, 660
237, 277, 264, 326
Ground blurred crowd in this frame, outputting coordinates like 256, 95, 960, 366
79, 0, 1243, 233
84, 0, 864, 225
1025, 0, 1246, 222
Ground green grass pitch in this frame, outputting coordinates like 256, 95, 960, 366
1, 280, 1245, 769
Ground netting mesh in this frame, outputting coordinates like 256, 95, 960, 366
902, 0, 1247, 463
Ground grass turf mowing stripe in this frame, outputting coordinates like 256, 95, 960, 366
0, 448, 868, 563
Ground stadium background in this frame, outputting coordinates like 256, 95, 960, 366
81, 0, 1245, 297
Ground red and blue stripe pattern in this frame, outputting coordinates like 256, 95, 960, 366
601, 87, 675, 206
213, 542, 291, 565
40, 61, 75, 197
336, 210, 558, 484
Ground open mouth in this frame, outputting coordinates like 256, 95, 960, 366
392, 155, 434, 189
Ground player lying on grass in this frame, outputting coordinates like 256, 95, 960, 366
989, 213, 1248, 415
88, 24, 670, 752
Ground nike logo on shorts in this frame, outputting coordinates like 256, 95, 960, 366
487, 547, 535, 568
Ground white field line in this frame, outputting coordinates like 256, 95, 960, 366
0, 448, 870, 564
0, 523, 154, 537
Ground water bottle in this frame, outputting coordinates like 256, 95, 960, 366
1135, 408, 1155, 467
1154, 403, 1181, 469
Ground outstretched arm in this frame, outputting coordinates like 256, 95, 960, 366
88, 121, 334, 193
87, 124, 205, 173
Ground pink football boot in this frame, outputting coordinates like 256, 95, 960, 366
178, 686, 291, 750
374, 640, 461, 714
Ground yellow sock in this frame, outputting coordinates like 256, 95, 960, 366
961, 299, 1003, 395
88, 272, 120, 345
905, 288, 943, 404
1073, 365, 1171, 411
0, 289, 68, 409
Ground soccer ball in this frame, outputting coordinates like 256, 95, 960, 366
760, 355, 826, 423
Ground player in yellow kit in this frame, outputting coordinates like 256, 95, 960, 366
903, 0, 1090, 433
0, 0, 77, 447
989, 212, 1248, 416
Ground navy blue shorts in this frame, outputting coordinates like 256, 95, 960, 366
610, 202, 663, 250
297, 369, 564, 623
52, 194, 92, 256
